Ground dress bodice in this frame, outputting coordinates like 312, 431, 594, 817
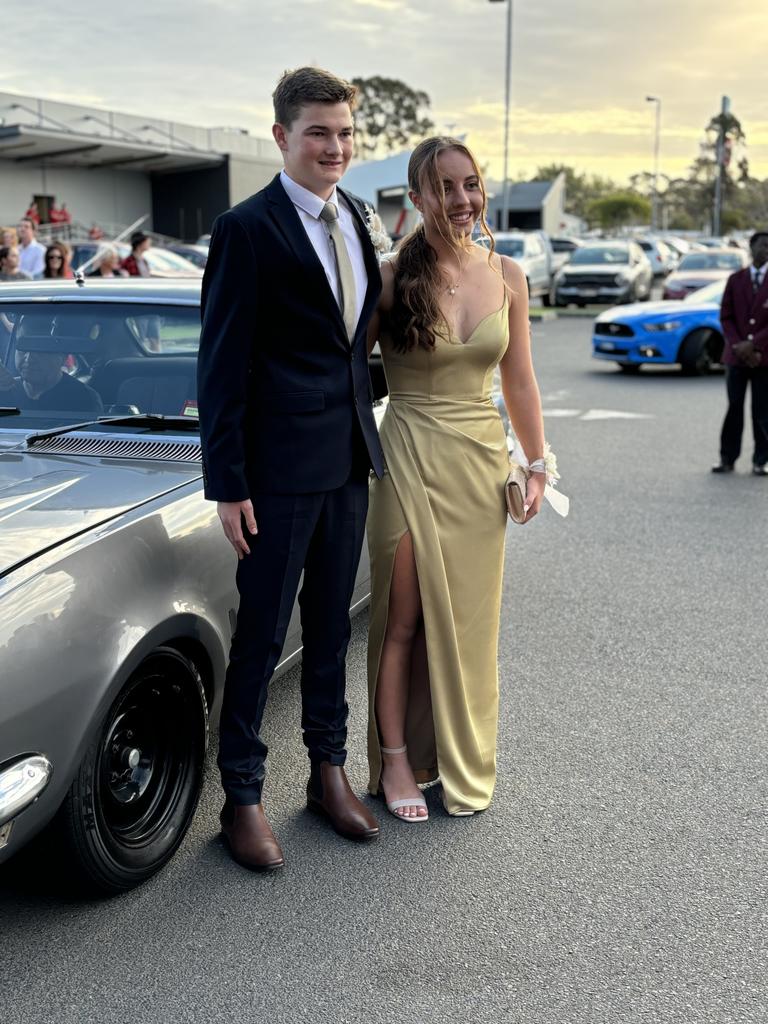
379, 300, 509, 403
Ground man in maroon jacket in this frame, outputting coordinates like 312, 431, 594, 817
713, 231, 768, 475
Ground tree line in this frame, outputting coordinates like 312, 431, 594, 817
351, 76, 767, 233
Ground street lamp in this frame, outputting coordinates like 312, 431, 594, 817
489, 0, 513, 231
645, 95, 661, 231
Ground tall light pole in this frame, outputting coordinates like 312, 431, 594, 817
645, 95, 661, 231
489, 0, 513, 231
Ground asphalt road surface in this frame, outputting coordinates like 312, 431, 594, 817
3, 315, 766, 1024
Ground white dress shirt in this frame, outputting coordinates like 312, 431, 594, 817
19, 239, 46, 278
280, 169, 367, 329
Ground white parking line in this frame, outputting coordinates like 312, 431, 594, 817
579, 409, 654, 421
542, 408, 655, 420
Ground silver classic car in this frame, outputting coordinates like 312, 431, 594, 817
0, 279, 375, 894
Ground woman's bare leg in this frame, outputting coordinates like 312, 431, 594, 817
374, 531, 428, 819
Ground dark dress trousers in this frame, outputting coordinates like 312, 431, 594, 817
719, 267, 768, 466
198, 175, 384, 805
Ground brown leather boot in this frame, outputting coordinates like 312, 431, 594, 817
220, 801, 285, 871
307, 763, 380, 841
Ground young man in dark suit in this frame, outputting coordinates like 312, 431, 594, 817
197, 67, 385, 871
713, 231, 768, 475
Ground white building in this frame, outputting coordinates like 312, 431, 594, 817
0, 90, 282, 239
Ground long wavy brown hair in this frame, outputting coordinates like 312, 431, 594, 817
389, 137, 496, 352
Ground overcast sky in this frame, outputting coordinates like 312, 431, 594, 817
2, 0, 766, 184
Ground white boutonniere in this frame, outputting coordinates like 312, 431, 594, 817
364, 204, 393, 255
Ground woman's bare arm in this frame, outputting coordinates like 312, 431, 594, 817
497, 255, 546, 519
367, 259, 395, 356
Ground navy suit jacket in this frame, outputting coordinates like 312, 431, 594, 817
198, 175, 385, 500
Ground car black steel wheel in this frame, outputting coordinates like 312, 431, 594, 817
679, 329, 713, 376
57, 647, 208, 895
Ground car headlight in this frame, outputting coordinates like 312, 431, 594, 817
643, 320, 682, 332
614, 273, 631, 285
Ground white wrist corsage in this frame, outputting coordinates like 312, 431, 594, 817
510, 438, 569, 518
364, 204, 393, 255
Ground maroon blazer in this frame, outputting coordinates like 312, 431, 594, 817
720, 266, 768, 366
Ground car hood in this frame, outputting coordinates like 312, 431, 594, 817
561, 263, 632, 275
665, 270, 730, 286
0, 445, 201, 576
596, 298, 719, 323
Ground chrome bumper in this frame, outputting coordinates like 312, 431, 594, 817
0, 755, 53, 839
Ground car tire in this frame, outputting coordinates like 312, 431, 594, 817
53, 647, 208, 895
619, 363, 641, 374
542, 282, 554, 307
679, 329, 713, 376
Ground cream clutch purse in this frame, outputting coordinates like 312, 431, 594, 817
505, 463, 530, 524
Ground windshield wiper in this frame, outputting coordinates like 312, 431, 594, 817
21, 413, 200, 448
0, 407, 21, 417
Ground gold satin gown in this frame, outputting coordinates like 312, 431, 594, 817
366, 298, 511, 814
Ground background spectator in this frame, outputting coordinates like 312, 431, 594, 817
23, 201, 41, 226
17, 218, 46, 278
1, 227, 18, 248
0, 246, 32, 281
42, 243, 74, 280
87, 245, 127, 278
120, 231, 151, 277
88, 223, 105, 240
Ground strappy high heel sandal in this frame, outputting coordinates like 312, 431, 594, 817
379, 745, 429, 823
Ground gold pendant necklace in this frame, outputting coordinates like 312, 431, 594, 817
445, 253, 467, 296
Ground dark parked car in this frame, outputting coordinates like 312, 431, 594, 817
555, 240, 652, 307
0, 279, 378, 894
662, 248, 748, 300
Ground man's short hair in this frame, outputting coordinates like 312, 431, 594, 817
130, 231, 149, 249
19, 217, 36, 232
749, 231, 768, 247
273, 67, 357, 128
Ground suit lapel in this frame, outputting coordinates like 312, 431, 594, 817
264, 175, 347, 340
752, 265, 768, 308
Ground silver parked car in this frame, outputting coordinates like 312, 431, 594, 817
555, 240, 653, 307
491, 231, 554, 306
0, 279, 377, 894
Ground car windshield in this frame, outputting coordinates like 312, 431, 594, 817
493, 238, 524, 258
569, 246, 629, 265
683, 280, 726, 304
551, 239, 577, 253
0, 302, 200, 432
678, 251, 743, 271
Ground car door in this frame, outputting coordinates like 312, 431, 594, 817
525, 235, 546, 294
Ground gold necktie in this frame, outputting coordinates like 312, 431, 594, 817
319, 201, 357, 341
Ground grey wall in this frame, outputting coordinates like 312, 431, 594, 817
0, 162, 152, 231
227, 154, 283, 207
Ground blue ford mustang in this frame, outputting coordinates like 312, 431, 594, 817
591, 280, 726, 375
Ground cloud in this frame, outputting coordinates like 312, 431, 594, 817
0, 0, 765, 183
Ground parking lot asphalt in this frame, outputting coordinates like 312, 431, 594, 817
2, 315, 766, 1024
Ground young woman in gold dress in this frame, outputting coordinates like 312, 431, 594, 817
366, 137, 548, 820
